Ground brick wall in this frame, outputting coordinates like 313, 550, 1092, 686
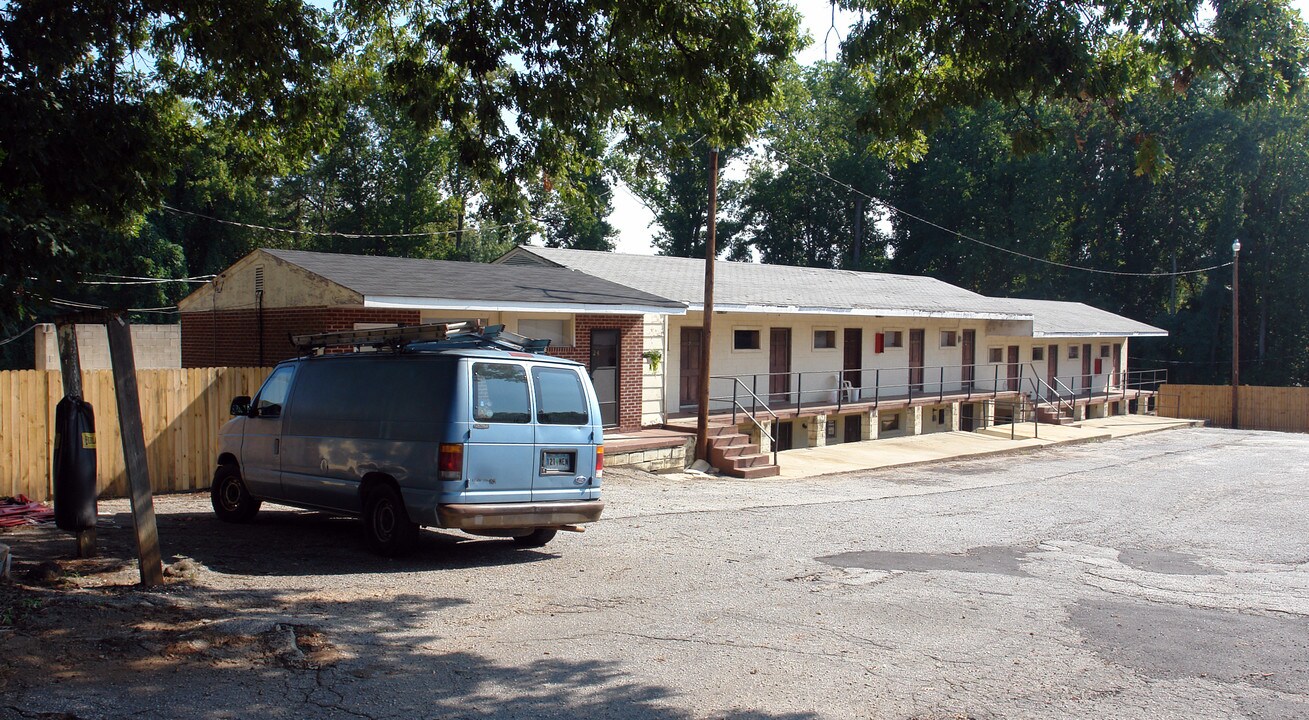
181, 307, 421, 367
547, 314, 644, 431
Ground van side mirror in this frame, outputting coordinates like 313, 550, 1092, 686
230, 396, 252, 417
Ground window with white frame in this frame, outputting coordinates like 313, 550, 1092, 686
813, 329, 837, 349
1068, 345, 1080, 359
1100, 344, 1111, 357
987, 347, 1003, 363
518, 318, 571, 347
884, 330, 903, 348
734, 329, 761, 351
940, 330, 957, 347
1032, 346, 1045, 361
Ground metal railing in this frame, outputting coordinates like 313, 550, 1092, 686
710, 363, 1018, 418
703, 363, 1167, 430
719, 377, 780, 466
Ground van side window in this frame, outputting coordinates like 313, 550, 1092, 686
472, 363, 531, 424
532, 367, 589, 425
285, 360, 383, 438
254, 365, 296, 418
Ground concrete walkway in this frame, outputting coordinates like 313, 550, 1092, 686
774, 414, 1202, 479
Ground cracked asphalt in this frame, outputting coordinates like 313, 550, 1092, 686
3, 426, 1308, 719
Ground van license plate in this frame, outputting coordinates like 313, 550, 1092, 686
542, 451, 575, 473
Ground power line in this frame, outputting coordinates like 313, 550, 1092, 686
767, 146, 1235, 278
162, 204, 535, 239
0, 324, 37, 347
45, 297, 179, 314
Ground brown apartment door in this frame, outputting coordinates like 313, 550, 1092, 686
1047, 345, 1059, 396
1007, 345, 1020, 392
909, 329, 925, 390
1081, 343, 1093, 393
770, 328, 792, 402
843, 328, 862, 396
1112, 343, 1122, 387
679, 327, 702, 410
961, 329, 976, 389
590, 329, 620, 427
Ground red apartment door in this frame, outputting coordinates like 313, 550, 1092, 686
679, 327, 702, 410
843, 328, 863, 395
1081, 343, 1093, 393
770, 328, 792, 402
909, 329, 925, 390
961, 329, 976, 389
1047, 345, 1059, 396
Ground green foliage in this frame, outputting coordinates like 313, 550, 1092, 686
0, 0, 336, 327
738, 62, 892, 269
838, 0, 1309, 169
614, 129, 746, 258
883, 76, 1309, 385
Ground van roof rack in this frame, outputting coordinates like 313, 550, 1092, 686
290, 321, 551, 354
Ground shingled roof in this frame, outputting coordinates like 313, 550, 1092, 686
255, 248, 685, 314
987, 298, 1167, 338
498, 246, 1029, 320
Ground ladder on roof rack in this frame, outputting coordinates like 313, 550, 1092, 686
290, 321, 551, 354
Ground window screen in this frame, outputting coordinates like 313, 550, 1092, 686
519, 319, 569, 346
473, 363, 531, 423
533, 367, 589, 425
734, 329, 761, 350
1032, 347, 1045, 361
814, 330, 836, 349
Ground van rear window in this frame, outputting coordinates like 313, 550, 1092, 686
472, 363, 531, 424
532, 367, 589, 425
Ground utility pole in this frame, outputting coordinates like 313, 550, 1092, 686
1231, 239, 1241, 429
695, 149, 719, 461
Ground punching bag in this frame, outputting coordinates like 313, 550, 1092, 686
53, 397, 97, 531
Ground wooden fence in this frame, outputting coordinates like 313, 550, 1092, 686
1157, 383, 1309, 433
1, 367, 273, 501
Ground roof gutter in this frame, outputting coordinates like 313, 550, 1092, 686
685, 303, 1030, 321
364, 296, 687, 316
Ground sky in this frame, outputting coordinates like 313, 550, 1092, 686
600, 0, 1309, 257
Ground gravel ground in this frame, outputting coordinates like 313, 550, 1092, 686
2, 426, 1307, 719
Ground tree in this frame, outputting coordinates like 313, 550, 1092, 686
738, 62, 892, 269
838, 0, 1309, 169
615, 130, 747, 258
1, 0, 336, 326
1, 0, 805, 330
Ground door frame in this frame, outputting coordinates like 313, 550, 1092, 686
769, 327, 792, 402
590, 328, 621, 427
679, 327, 703, 410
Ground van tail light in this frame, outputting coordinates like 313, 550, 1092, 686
438, 443, 463, 480
595, 445, 604, 478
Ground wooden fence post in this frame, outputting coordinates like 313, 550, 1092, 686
105, 315, 165, 586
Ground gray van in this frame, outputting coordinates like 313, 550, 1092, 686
210, 323, 605, 555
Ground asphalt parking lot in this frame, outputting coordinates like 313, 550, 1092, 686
3, 426, 1307, 719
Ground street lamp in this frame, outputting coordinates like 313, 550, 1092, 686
1231, 239, 1241, 429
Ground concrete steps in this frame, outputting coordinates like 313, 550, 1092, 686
704, 425, 780, 479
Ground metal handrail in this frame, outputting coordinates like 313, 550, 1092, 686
717, 377, 780, 466
1024, 374, 1077, 419
712, 362, 1017, 415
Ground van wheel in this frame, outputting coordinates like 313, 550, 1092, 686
211, 466, 261, 523
363, 485, 419, 556
512, 528, 558, 548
